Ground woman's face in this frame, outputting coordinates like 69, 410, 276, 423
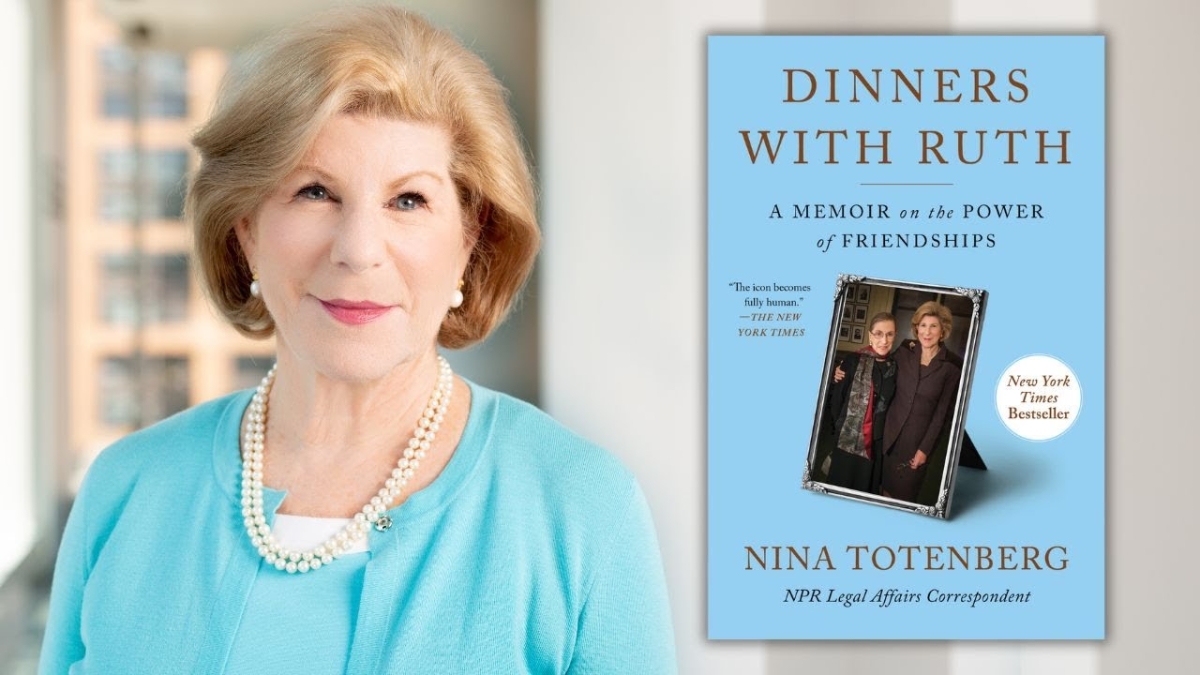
916, 314, 944, 350
236, 114, 472, 382
868, 319, 896, 357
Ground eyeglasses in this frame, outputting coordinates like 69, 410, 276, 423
870, 331, 896, 340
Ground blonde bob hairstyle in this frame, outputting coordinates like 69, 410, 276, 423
187, 6, 539, 349
910, 301, 953, 343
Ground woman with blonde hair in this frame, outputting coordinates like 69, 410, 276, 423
40, 7, 675, 673
880, 301, 961, 502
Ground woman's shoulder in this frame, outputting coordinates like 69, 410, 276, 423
471, 384, 633, 475
893, 340, 919, 362
939, 347, 964, 370
80, 392, 247, 496
466, 383, 641, 507
840, 352, 862, 369
927, 347, 962, 379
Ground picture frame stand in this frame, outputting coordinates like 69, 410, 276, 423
957, 431, 987, 470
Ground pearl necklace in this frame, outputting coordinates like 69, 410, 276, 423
240, 356, 453, 574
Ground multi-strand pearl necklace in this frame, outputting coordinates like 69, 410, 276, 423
240, 356, 454, 574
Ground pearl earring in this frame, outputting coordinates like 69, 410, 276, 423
250, 272, 261, 298
450, 280, 464, 309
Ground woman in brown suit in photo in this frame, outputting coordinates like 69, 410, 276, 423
881, 302, 961, 502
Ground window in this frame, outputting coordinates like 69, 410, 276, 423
234, 356, 274, 392
99, 356, 190, 427
100, 46, 187, 118
99, 253, 189, 324
99, 148, 188, 222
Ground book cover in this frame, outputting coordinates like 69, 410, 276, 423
706, 35, 1104, 639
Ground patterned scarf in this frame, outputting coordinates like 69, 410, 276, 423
837, 348, 892, 459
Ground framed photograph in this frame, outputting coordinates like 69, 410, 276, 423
856, 284, 871, 304
844, 283, 857, 302
838, 324, 851, 341
804, 274, 988, 519
853, 304, 868, 324
841, 302, 853, 322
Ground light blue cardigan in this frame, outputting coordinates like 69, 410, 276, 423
40, 382, 677, 674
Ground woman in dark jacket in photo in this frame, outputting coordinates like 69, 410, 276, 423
881, 301, 961, 502
824, 312, 898, 494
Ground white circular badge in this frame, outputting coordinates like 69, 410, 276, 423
995, 355, 1081, 441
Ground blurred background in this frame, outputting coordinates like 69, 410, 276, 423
1, 0, 1196, 673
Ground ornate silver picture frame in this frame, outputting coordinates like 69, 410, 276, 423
802, 274, 987, 519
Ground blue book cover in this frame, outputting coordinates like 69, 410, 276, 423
706, 36, 1104, 639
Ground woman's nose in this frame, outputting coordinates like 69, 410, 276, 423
330, 204, 386, 273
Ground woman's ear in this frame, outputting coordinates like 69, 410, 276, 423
456, 210, 483, 283
234, 215, 256, 268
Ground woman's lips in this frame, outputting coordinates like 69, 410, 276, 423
320, 299, 393, 325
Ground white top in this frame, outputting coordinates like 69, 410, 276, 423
271, 514, 370, 555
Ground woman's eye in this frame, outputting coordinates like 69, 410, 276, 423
296, 184, 329, 201
392, 192, 427, 211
